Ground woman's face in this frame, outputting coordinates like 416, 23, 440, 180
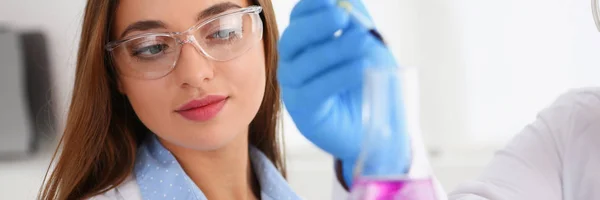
112, 0, 266, 150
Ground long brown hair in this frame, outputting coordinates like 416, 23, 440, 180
39, 0, 284, 199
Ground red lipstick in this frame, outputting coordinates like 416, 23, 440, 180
176, 95, 228, 121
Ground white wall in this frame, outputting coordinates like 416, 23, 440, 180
458, 0, 600, 144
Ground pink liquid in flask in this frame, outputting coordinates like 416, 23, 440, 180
350, 177, 438, 200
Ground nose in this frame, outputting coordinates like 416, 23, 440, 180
172, 39, 215, 88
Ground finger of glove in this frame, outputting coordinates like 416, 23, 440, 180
278, 26, 378, 87
290, 0, 337, 19
283, 90, 363, 161
279, 7, 350, 61
292, 59, 368, 107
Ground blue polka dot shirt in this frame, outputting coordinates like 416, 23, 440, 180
134, 135, 302, 200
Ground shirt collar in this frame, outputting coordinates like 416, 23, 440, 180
134, 135, 302, 200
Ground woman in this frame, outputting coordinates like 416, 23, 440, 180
39, 0, 399, 199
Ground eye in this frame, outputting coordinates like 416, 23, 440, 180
208, 28, 242, 40
132, 44, 170, 57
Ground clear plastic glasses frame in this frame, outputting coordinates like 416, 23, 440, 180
105, 6, 263, 79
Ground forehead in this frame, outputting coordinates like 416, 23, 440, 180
113, 0, 250, 34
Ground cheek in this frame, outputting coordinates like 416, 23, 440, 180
226, 47, 267, 119
121, 78, 174, 133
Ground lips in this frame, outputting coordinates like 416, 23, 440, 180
176, 95, 228, 121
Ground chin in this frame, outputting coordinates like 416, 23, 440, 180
165, 124, 245, 151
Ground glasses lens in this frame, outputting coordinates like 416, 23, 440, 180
195, 12, 263, 61
112, 35, 179, 79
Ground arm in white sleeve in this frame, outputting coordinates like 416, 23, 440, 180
449, 89, 600, 200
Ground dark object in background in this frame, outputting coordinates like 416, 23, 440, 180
0, 28, 56, 158
20, 32, 56, 150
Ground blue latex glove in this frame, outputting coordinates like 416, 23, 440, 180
278, 0, 410, 187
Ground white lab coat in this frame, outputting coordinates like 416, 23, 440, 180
93, 88, 600, 200
449, 88, 600, 200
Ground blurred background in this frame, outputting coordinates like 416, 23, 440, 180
1, 0, 600, 199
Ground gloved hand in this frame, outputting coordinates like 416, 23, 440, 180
278, 0, 410, 187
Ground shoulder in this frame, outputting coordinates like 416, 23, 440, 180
542, 88, 600, 131
88, 175, 142, 200
549, 87, 600, 112
534, 87, 600, 149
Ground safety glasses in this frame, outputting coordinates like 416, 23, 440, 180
105, 6, 263, 79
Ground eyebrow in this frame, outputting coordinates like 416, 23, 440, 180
196, 2, 241, 22
120, 20, 166, 38
119, 2, 242, 38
